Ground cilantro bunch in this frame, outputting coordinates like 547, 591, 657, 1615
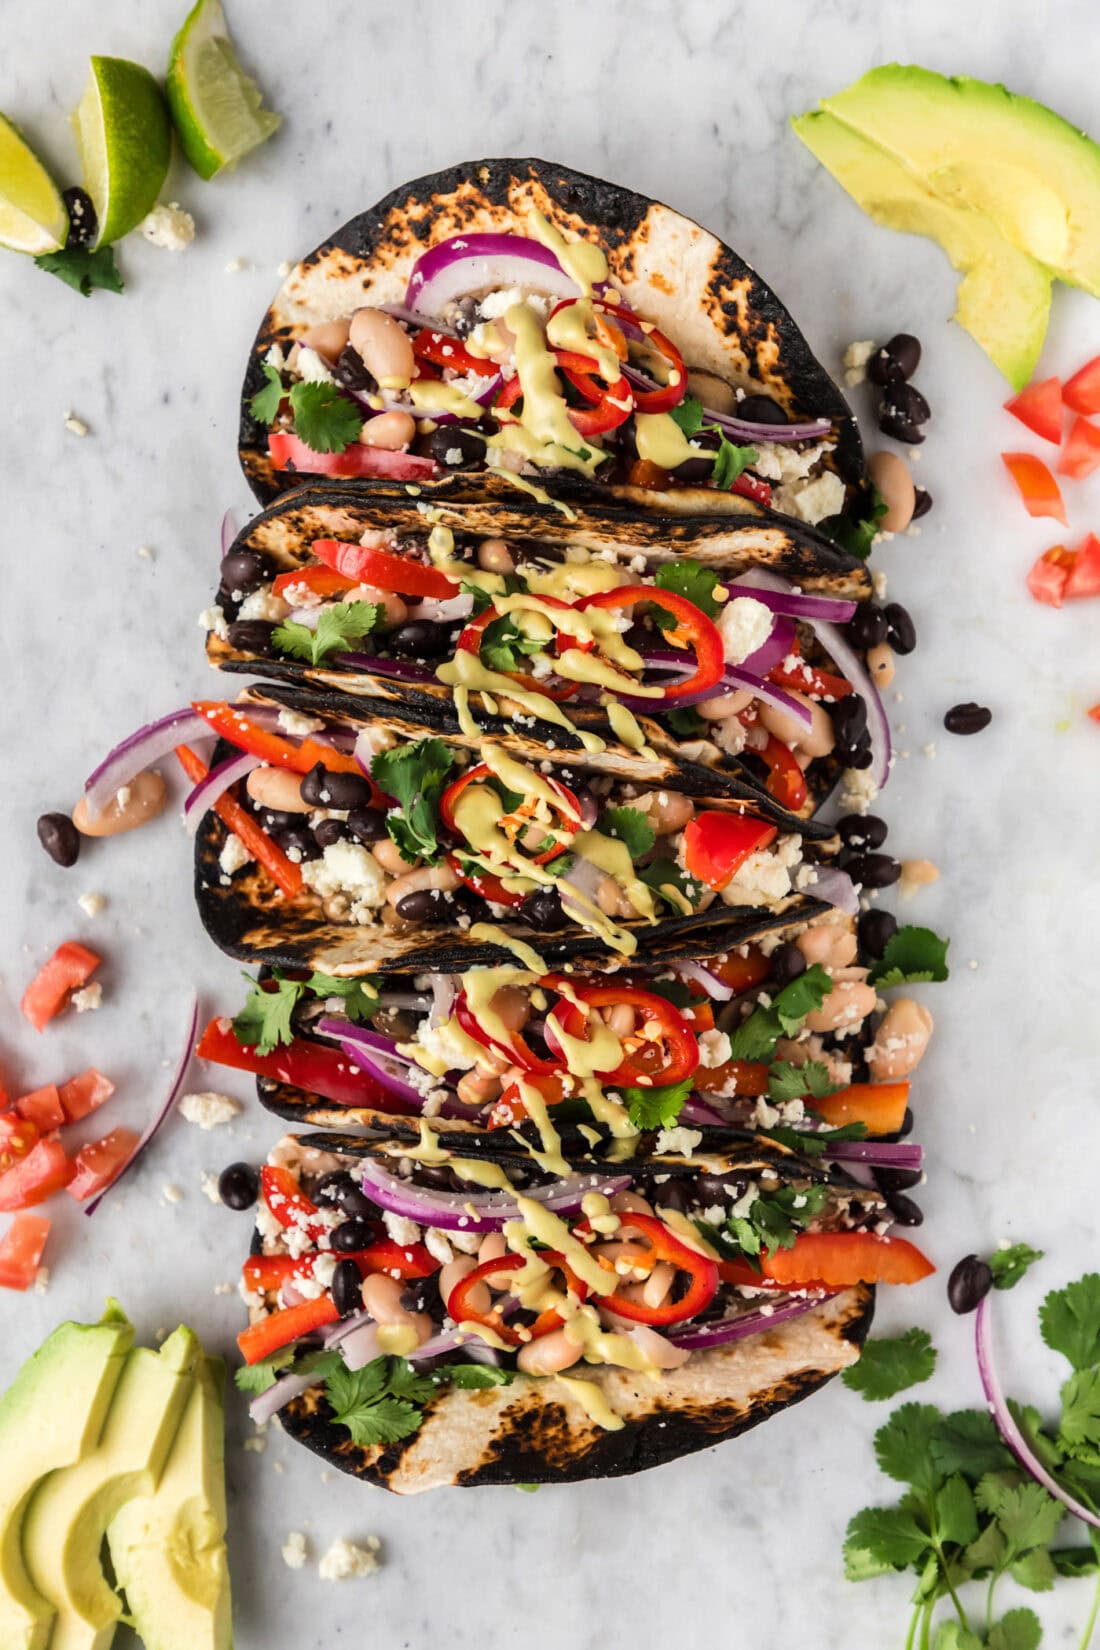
370, 738, 456, 864
232, 969, 379, 1056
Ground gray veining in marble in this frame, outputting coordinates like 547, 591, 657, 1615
4, 1, 1100, 1644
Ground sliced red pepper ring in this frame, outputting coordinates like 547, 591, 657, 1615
543, 979, 700, 1086
552, 349, 634, 437
590, 299, 687, 415
198, 1016, 391, 1108
453, 993, 560, 1078
412, 329, 490, 378
584, 1211, 719, 1326
440, 763, 580, 866
578, 584, 724, 702
192, 701, 365, 778
238, 1295, 341, 1364
446, 1248, 587, 1346
312, 536, 458, 599
446, 853, 526, 910
682, 811, 777, 891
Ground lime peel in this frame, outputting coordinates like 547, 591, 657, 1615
72, 56, 171, 248
167, 0, 281, 180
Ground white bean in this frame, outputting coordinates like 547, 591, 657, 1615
642, 1261, 676, 1310
867, 641, 896, 689
490, 986, 531, 1033
245, 766, 310, 814
385, 862, 461, 908
635, 790, 696, 834
868, 999, 934, 1080
516, 1328, 584, 1375
300, 318, 351, 362
604, 1003, 636, 1039
477, 1233, 509, 1264
360, 411, 415, 451
439, 1256, 489, 1317
478, 538, 515, 574
797, 924, 857, 970
697, 689, 753, 722
456, 1069, 503, 1108
372, 838, 414, 876
758, 691, 835, 758
868, 451, 916, 534
804, 979, 878, 1034
596, 876, 634, 918
348, 309, 415, 387
73, 770, 167, 838
624, 1323, 691, 1370
359, 1273, 432, 1346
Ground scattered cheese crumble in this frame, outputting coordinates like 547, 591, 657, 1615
318, 1537, 382, 1581
282, 1532, 308, 1569
64, 411, 89, 437
201, 1172, 222, 1205
78, 892, 106, 918
843, 340, 875, 387
218, 833, 253, 878
139, 202, 196, 250
161, 1184, 183, 1205
72, 983, 102, 1013
180, 1091, 242, 1130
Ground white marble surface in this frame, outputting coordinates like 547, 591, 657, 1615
4, 0, 1100, 1643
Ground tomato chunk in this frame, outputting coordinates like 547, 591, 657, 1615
1063, 355, 1100, 416
21, 942, 101, 1032
1058, 416, 1100, 480
1065, 532, 1100, 599
760, 1230, 934, 1288
66, 1130, 140, 1202
57, 1068, 116, 1123
269, 430, 438, 482
0, 1112, 40, 1170
0, 1139, 73, 1210
0, 1214, 50, 1291
682, 812, 777, 890
1001, 453, 1067, 524
1027, 544, 1075, 608
14, 1086, 65, 1133
1004, 376, 1063, 444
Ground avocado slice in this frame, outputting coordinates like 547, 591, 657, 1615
107, 1357, 232, 1650
22, 1325, 198, 1650
793, 110, 1052, 390
819, 64, 1100, 297
0, 1305, 133, 1650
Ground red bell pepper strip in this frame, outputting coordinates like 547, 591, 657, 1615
742, 722, 808, 813
196, 1016, 388, 1108
454, 993, 560, 1077
0, 1139, 73, 1211
271, 564, 358, 601
682, 812, 777, 890
192, 702, 364, 778
730, 472, 774, 507
440, 764, 580, 865
1090, 705, 1100, 725
243, 1239, 438, 1294
1063, 355, 1100, 415
176, 745, 302, 899
447, 854, 525, 909
14, 1087, 65, 1133
0, 1113, 40, 1171
66, 1129, 140, 1202
1026, 545, 1076, 608
1004, 376, 1063, 444
811, 1081, 910, 1136
578, 585, 725, 701
446, 1249, 587, 1345
1001, 452, 1067, 524
553, 350, 634, 437
595, 1212, 719, 1326
693, 1059, 770, 1097
269, 430, 439, 483
20, 942, 101, 1033
589, 299, 687, 415
706, 947, 771, 995
238, 1295, 341, 1364
544, 980, 700, 1086
311, 536, 458, 599
56, 1068, 116, 1123
753, 1230, 934, 1289
767, 640, 852, 701
1058, 416, 1100, 479
0, 1213, 51, 1291
260, 1164, 327, 1242
412, 328, 490, 377
488, 1072, 570, 1130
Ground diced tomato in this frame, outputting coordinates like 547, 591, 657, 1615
20, 942, 101, 1033
1090, 704, 1100, 724
1027, 544, 1075, 608
269, 430, 439, 482
238, 1295, 341, 1364
66, 1130, 139, 1202
1004, 376, 1063, 444
0, 1112, 40, 1171
271, 564, 357, 601
1058, 416, 1100, 480
0, 1214, 50, 1291
706, 947, 771, 995
1001, 453, 1067, 524
812, 1081, 910, 1137
682, 812, 777, 891
0, 1139, 73, 1211
14, 1086, 64, 1133
57, 1068, 116, 1123
176, 746, 303, 900
757, 1230, 934, 1288
196, 1017, 394, 1110
1065, 532, 1100, 599
1063, 355, 1100, 416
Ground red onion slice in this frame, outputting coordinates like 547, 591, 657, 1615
614, 649, 813, 724
679, 1097, 728, 1126
667, 1293, 834, 1351
85, 995, 198, 1216
378, 303, 458, 334
248, 1363, 326, 1427
619, 363, 832, 444
84, 707, 211, 819
339, 1318, 385, 1372
673, 961, 735, 1002
406, 232, 582, 313
799, 865, 860, 916
741, 615, 796, 679
360, 1159, 631, 1233
338, 653, 437, 683
220, 510, 237, 557
823, 1141, 922, 1170
726, 573, 858, 625
975, 1295, 1100, 1530
183, 751, 260, 837
315, 1020, 424, 1113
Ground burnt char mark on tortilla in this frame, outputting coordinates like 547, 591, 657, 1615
238, 156, 862, 508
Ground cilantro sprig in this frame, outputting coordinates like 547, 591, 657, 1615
273, 600, 385, 666
638, 859, 704, 913
622, 1077, 694, 1132
249, 367, 364, 453
668, 395, 757, 492
35, 244, 123, 297
371, 738, 456, 863
869, 924, 950, 987
653, 558, 722, 619
601, 806, 656, 859
726, 965, 833, 1061
842, 1329, 937, 1402
822, 485, 888, 561
325, 1356, 513, 1447
232, 970, 304, 1056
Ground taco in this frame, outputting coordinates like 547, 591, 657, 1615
237, 157, 874, 545
234, 1126, 933, 1492
192, 694, 859, 976
205, 488, 887, 814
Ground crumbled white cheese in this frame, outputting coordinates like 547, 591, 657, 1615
218, 833, 253, 877
382, 1211, 422, 1247
139, 201, 195, 250
237, 588, 290, 623
871, 567, 888, 601
255, 1202, 282, 1242
697, 1028, 732, 1069
424, 1228, 454, 1266
752, 441, 828, 485
265, 343, 286, 371
179, 1091, 242, 1130
318, 1537, 382, 1581
716, 596, 773, 666
78, 892, 106, 918
162, 1184, 183, 1205
64, 411, 89, 437
72, 983, 103, 1013
225, 256, 249, 274
282, 1532, 308, 1570
296, 345, 336, 384
276, 260, 293, 278
201, 1172, 222, 1205
34, 1267, 50, 1295
775, 469, 847, 525
137, 544, 156, 561
199, 605, 229, 641
843, 340, 875, 387
214, 1282, 234, 1296
838, 768, 880, 816
243, 1435, 266, 1454
301, 841, 388, 923
721, 835, 801, 908
654, 1127, 703, 1157
752, 1096, 781, 1129
277, 707, 325, 737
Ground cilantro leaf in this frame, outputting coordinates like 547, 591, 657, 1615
34, 244, 124, 297
668, 395, 705, 438
385, 1360, 441, 1405
935, 1472, 980, 1546
761, 1120, 867, 1157
1010, 1546, 1058, 1591
743, 1182, 829, 1251
371, 738, 456, 864
234, 1350, 293, 1393
987, 1608, 1041, 1650
1052, 1545, 1100, 1577
767, 1059, 839, 1104
653, 558, 722, 619
712, 438, 758, 491
663, 705, 707, 738
622, 1077, 694, 1133
844, 1504, 932, 1578
273, 599, 385, 667
249, 361, 285, 425
323, 1359, 423, 1447
639, 977, 696, 1010
307, 973, 380, 1024
930, 1410, 1014, 1481
288, 381, 362, 453
1040, 1275, 1100, 1371
821, 487, 887, 561
1059, 1368, 1100, 1462
973, 1476, 1064, 1561
601, 806, 655, 858
990, 1243, 1044, 1292
874, 1403, 947, 1494
433, 1364, 517, 1390
638, 859, 704, 913
843, 1329, 938, 1401
726, 965, 833, 1061
232, 971, 304, 1056
869, 925, 950, 987
478, 613, 543, 673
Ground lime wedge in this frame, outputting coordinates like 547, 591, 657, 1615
0, 112, 67, 254
72, 57, 171, 247
167, 0, 280, 180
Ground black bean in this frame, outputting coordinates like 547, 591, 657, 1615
340, 1184, 380, 1221
62, 185, 97, 249
671, 456, 716, 483
346, 807, 387, 844
848, 851, 901, 889
868, 333, 922, 387
428, 423, 487, 469
276, 826, 321, 862
332, 1258, 364, 1318
657, 1179, 690, 1214
830, 695, 868, 745
897, 1107, 915, 1139
333, 345, 376, 394
883, 1190, 923, 1226
911, 487, 933, 520
837, 813, 887, 850
695, 1172, 746, 1205
948, 1254, 994, 1316
256, 807, 296, 833
858, 908, 898, 961
884, 602, 917, 655
217, 1162, 259, 1210
839, 745, 874, 770
312, 819, 347, 850
944, 702, 992, 736
402, 1274, 443, 1316
299, 763, 373, 811
219, 549, 268, 596
879, 383, 931, 445
395, 889, 449, 923
389, 621, 453, 660
519, 888, 564, 930
314, 1171, 357, 1207
227, 619, 278, 656
770, 941, 806, 987
846, 602, 889, 651
37, 812, 81, 868
331, 1217, 376, 1253
874, 1165, 923, 1194
737, 394, 789, 426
